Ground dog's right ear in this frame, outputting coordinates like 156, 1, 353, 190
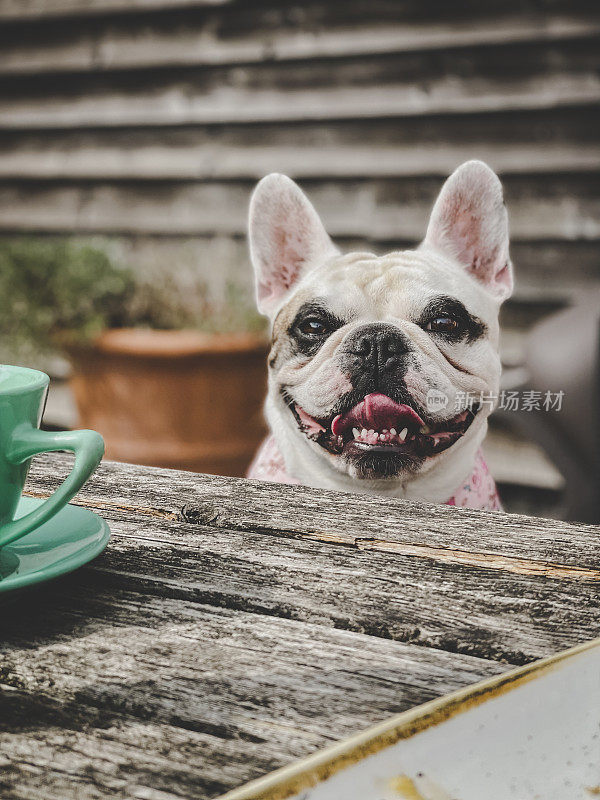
249, 174, 338, 317
423, 160, 513, 301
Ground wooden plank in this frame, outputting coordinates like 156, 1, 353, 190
25, 453, 600, 578
35, 505, 600, 660
0, 178, 598, 241
0, 97, 596, 148
1, 71, 599, 130
1, 103, 597, 177
0, 588, 506, 799
0, 452, 595, 798
0, 141, 598, 180
0, 0, 594, 23
0, 0, 231, 21
503, 241, 600, 298
2, 14, 598, 76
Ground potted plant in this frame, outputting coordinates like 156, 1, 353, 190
0, 238, 268, 477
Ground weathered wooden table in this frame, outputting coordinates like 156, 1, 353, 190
1, 454, 599, 799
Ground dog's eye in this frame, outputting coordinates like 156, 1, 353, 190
425, 315, 461, 335
298, 317, 330, 337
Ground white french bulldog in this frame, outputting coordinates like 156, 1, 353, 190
247, 161, 512, 509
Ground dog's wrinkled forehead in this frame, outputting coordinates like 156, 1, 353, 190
249, 163, 513, 327
281, 248, 499, 328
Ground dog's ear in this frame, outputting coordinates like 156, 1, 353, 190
249, 174, 338, 317
424, 160, 513, 301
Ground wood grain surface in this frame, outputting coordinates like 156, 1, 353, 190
1, 453, 598, 799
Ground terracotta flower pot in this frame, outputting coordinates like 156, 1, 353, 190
65, 328, 269, 477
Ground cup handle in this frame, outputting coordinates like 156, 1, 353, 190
0, 425, 105, 549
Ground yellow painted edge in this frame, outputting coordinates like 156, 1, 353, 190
217, 637, 600, 800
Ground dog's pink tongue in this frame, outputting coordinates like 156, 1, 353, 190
331, 393, 424, 436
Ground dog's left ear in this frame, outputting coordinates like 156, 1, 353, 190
423, 160, 513, 301
249, 173, 339, 317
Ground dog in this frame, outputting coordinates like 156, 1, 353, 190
247, 161, 512, 510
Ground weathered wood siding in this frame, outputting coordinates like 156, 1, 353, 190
0, 0, 598, 312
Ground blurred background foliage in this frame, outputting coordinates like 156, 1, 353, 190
0, 237, 264, 359
0, 238, 134, 355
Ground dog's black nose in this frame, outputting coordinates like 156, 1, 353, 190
345, 324, 411, 374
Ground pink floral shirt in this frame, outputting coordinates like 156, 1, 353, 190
247, 435, 502, 511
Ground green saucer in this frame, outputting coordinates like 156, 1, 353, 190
0, 496, 110, 596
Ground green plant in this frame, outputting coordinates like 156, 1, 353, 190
0, 238, 265, 357
125, 270, 265, 334
0, 238, 135, 354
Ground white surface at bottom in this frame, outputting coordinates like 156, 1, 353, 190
294, 646, 600, 800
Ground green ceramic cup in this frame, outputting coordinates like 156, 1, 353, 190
0, 365, 105, 549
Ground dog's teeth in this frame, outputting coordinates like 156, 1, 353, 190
361, 428, 368, 438
382, 429, 388, 434
399, 428, 408, 441
368, 429, 374, 435
389, 428, 397, 436
352, 427, 360, 439
420, 425, 431, 434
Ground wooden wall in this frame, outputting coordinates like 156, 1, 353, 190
0, 0, 599, 325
